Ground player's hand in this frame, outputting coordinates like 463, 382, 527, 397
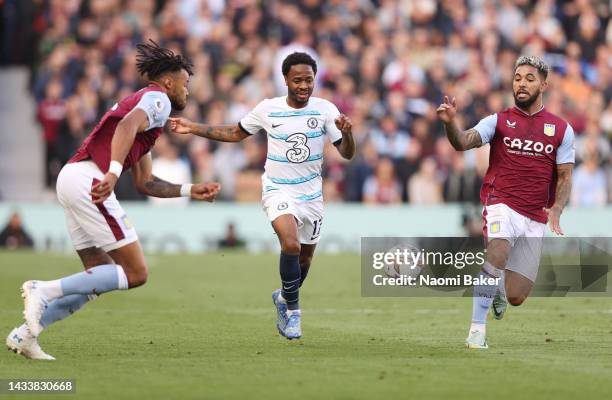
190, 182, 221, 202
335, 114, 352, 135
543, 205, 564, 235
90, 173, 119, 204
436, 96, 457, 123
168, 117, 194, 134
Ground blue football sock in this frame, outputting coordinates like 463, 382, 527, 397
40, 294, 95, 328
60, 264, 128, 296
299, 263, 310, 287
280, 252, 301, 310
471, 262, 503, 325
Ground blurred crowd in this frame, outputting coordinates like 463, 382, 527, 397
6, 0, 612, 205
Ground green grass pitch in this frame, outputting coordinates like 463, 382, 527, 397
1, 251, 611, 399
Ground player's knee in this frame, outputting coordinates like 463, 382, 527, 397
486, 253, 507, 269
126, 265, 148, 288
508, 295, 526, 306
281, 238, 301, 255
486, 240, 510, 268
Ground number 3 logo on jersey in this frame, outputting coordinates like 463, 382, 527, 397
285, 133, 310, 163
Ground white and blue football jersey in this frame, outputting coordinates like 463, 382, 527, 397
239, 96, 343, 201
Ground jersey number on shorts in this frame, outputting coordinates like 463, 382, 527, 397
311, 218, 323, 240
285, 133, 310, 163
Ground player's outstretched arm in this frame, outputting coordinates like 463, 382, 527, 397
91, 108, 150, 203
169, 117, 249, 142
544, 163, 573, 235
334, 114, 356, 160
132, 154, 221, 201
436, 96, 482, 151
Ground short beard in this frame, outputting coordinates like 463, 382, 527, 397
290, 90, 311, 104
170, 99, 186, 111
513, 90, 540, 110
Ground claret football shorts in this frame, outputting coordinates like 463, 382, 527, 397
56, 160, 138, 252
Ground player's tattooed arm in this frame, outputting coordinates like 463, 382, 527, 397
144, 176, 221, 201
437, 96, 483, 151
553, 163, 573, 210
444, 126, 483, 151
169, 118, 249, 142
544, 163, 573, 235
132, 155, 221, 200
143, 176, 182, 197
190, 124, 249, 142
143, 176, 221, 201
132, 154, 181, 197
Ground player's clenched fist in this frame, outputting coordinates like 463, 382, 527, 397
334, 114, 352, 134
190, 182, 221, 202
168, 117, 195, 134
436, 96, 458, 123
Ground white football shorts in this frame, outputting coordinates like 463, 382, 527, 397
262, 189, 324, 245
56, 160, 138, 252
483, 202, 546, 282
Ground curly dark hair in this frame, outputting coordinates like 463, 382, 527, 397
282, 52, 317, 76
514, 55, 550, 80
136, 39, 194, 80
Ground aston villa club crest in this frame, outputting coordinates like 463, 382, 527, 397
543, 123, 556, 137
122, 215, 133, 230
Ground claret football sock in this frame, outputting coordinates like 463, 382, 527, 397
40, 294, 97, 329
470, 262, 503, 333
36, 264, 128, 299
280, 252, 301, 311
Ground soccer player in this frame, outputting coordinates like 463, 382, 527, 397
169, 52, 356, 339
437, 56, 575, 349
6, 40, 221, 360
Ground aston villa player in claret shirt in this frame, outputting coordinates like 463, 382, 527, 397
437, 56, 575, 349
6, 41, 220, 360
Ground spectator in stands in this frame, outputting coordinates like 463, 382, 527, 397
0, 211, 34, 249
150, 136, 192, 206
443, 153, 481, 204
218, 222, 246, 249
363, 157, 401, 205
408, 157, 443, 205
575, 121, 610, 163
572, 148, 607, 207
234, 140, 265, 203
12, 0, 609, 205
37, 79, 66, 186
369, 114, 410, 160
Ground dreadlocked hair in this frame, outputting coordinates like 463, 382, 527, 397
135, 39, 194, 81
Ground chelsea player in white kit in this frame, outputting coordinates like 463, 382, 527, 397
170, 52, 355, 339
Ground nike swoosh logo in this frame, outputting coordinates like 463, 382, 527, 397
272, 123, 282, 128
283, 285, 292, 290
